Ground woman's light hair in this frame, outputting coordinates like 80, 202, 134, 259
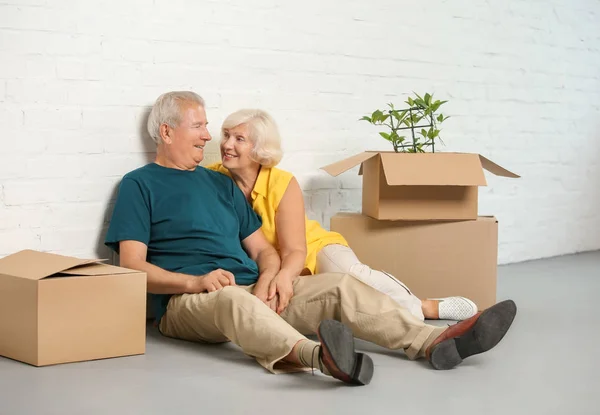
221, 109, 283, 168
147, 91, 205, 144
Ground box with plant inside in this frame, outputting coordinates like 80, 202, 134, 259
320, 92, 520, 221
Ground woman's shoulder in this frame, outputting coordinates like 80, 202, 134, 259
267, 166, 295, 184
262, 167, 300, 210
204, 162, 232, 177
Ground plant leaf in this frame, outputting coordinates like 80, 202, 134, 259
392, 109, 408, 122
414, 99, 426, 109
379, 132, 392, 141
424, 93, 431, 105
360, 116, 372, 123
371, 110, 384, 123
427, 127, 434, 139
411, 114, 423, 124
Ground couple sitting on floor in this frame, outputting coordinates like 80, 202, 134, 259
105, 90, 517, 385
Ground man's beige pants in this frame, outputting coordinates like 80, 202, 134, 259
159, 272, 445, 373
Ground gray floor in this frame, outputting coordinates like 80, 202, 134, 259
1, 252, 599, 415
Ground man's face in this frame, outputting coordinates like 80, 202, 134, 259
165, 103, 212, 168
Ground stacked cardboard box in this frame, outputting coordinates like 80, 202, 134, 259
321, 152, 519, 310
0, 250, 147, 366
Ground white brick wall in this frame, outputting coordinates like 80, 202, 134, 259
1, 0, 599, 264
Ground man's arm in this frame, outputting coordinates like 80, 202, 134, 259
242, 229, 281, 284
241, 229, 281, 310
120, 240, 235, 294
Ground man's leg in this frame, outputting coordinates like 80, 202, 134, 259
281, 273, 515, 366
159, 285, 374, 384
159, 286, 307, 372
281, 272, 441, 359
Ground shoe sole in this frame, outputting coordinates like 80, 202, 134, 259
317, 320, 374, 386
430, 299, 517, 370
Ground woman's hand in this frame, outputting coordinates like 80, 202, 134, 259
268, 273, 294, 314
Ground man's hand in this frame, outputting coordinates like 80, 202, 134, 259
253, 278, 270, 304
265, 293, 279, 313
188, 269, 236, 293
268, 273, 294, 314
253, 278, 281, 314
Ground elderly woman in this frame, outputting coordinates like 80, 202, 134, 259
207, 109, 478, 321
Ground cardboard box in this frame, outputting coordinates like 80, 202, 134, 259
330, 213, 499, 310
0, 250, 147, 367
321, 152, 519, 220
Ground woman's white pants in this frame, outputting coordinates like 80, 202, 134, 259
315, 244, 425, 321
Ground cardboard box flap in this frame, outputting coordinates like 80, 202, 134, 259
380, 153, 488, 186
60, 263, 139, 276
0, 250, 102, 280
479, 155, 520, 178
320, 152, 379, 176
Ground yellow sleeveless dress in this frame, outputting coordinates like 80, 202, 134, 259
205, 162, 349, 274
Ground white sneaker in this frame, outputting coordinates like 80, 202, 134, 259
434, 297, 478, 321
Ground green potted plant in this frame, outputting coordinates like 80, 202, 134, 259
360, 92, 450, 153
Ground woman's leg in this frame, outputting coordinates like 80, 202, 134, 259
315, 244, 478, 321
316, 244, 426, 321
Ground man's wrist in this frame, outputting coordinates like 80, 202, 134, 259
182, 273, 201, 293
257, 270, 277, 283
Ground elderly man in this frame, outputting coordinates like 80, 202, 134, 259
105, 91, 517, 386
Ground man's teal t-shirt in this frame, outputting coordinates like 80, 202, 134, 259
104, 163, 262, 322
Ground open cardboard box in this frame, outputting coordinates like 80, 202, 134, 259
321, 152, 519, 220
0, 250, 146, 367
330, 213, 499, 310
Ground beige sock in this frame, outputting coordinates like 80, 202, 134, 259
296, 339, 331, 376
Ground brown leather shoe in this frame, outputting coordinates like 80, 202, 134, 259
426, 299, 517, 370
317, 320, 374, 386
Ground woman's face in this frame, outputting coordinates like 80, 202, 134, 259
220, 123, 257, 171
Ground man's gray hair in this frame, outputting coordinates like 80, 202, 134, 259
147, 91, 205, 144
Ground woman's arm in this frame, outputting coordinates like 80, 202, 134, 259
274, 176, 308, 281
266, 176, 308, 314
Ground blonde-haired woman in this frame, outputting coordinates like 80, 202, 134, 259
207, 109, 477, 320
